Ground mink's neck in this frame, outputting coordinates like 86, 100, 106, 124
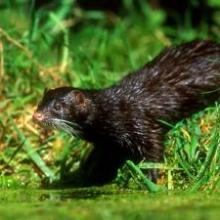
81, 87, 121, 142
75, 89, 104, 141
77, 89, 105, 141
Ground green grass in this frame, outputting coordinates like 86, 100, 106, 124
1, 1, 220, 193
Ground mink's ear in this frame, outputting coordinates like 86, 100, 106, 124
73, 91, 87, 108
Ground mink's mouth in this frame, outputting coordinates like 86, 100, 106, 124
36, 120, 55, 129
33, 111, 53, 128
33, 111, 82, 137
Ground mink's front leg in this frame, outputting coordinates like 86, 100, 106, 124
80, 143, 127, 186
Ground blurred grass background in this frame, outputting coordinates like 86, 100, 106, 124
1, 0, 220, 191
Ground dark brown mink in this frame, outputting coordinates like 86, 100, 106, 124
33, 40, 220, 186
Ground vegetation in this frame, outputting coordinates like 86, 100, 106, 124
1, 0, 220, 194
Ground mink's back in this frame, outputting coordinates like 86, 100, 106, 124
123, 41, 220, 86
102, 40, 220, 124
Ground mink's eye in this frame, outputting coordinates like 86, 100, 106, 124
53, 101, 62, 111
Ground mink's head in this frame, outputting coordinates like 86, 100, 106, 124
33, 87, 94, 137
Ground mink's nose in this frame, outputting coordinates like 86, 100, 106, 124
33, 112, 44, 123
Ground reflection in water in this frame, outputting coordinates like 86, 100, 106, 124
39, 189, 110, 201
0, 186, 136, 203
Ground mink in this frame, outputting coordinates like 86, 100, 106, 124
33, 40, 220, 186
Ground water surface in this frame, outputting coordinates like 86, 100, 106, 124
0, 187, 219, 220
